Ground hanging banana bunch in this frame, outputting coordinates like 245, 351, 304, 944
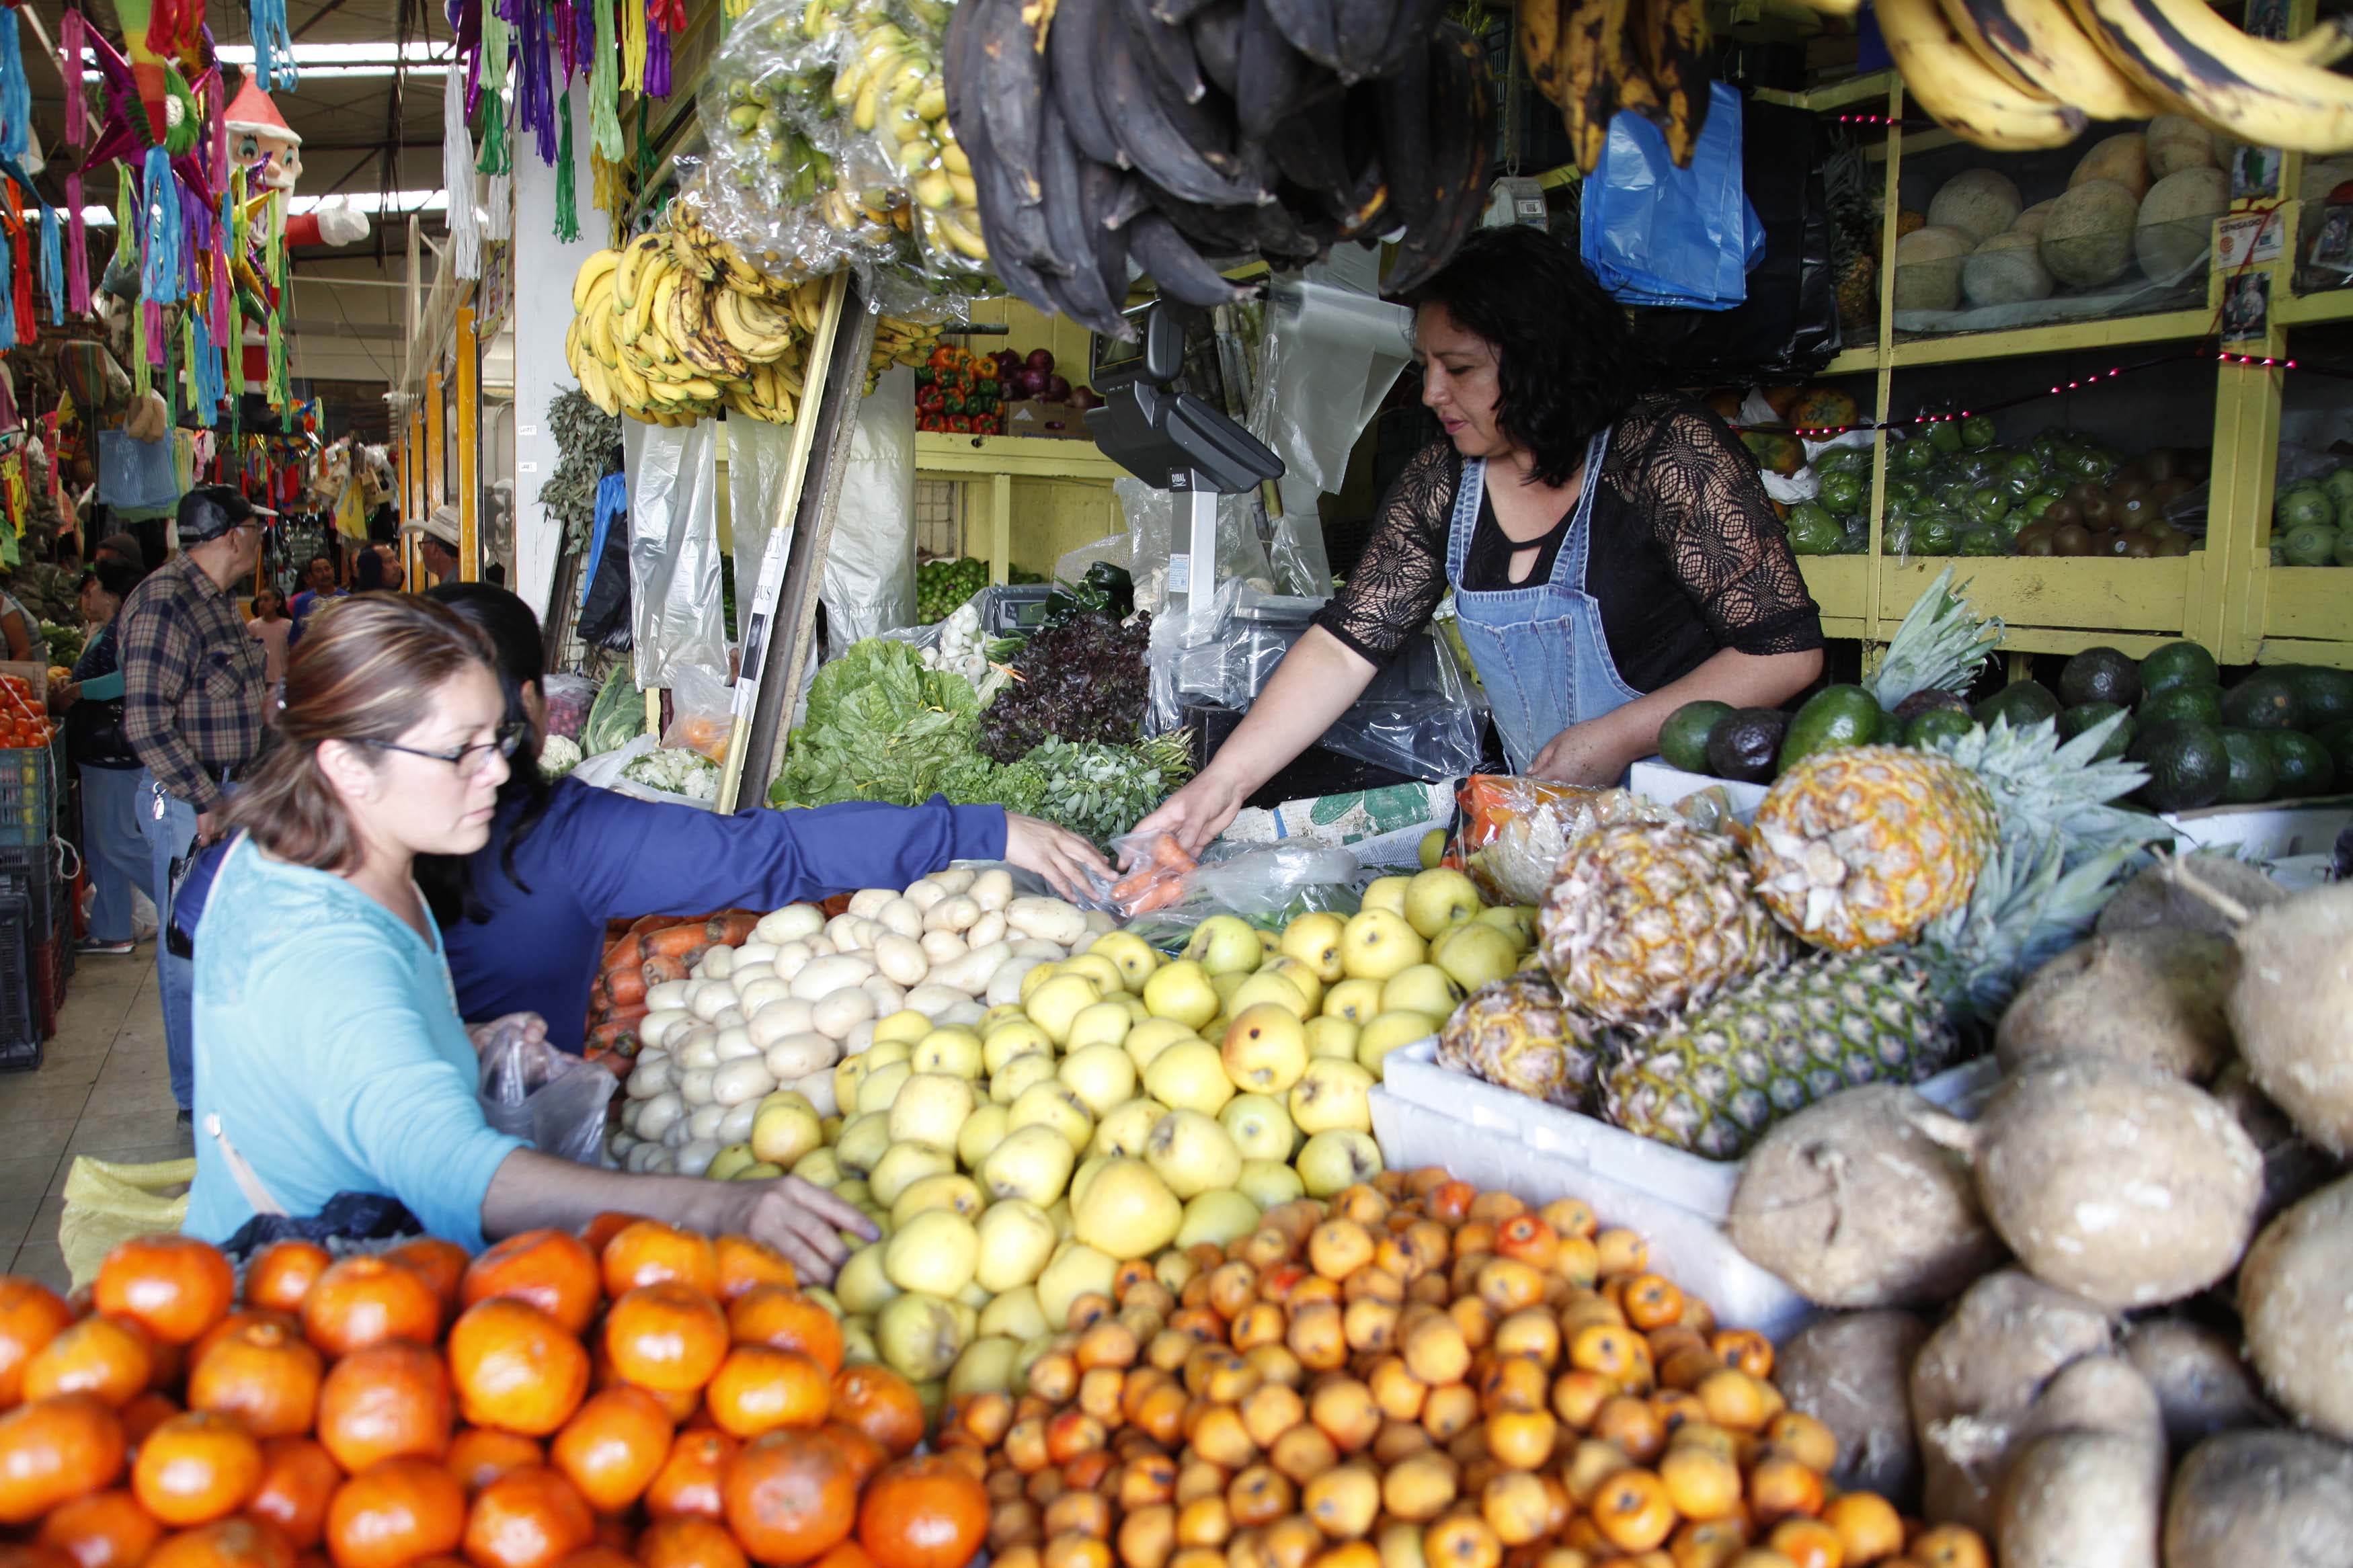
1522, 0, 1716, 174
939, 0, 1497, 335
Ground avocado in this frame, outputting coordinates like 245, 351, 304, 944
2059, 702, 2135, 761
1893, 689, 1972, 725
2139, 684, 2225, 729
2316, 720, 2353, 788
1905, 708, 1978, 749
2127, 719, 2231, 813
2265, 729, 2337, 798
2221, 671, 2306, 731
2057, 647, 2142, 710
1779, 686, 1888, 774
1707, 708, 1792, 784
2218, 729, 2278, 804
1974, 680, 2062, 732
1659, 701, 1733, 775
2140, 640, 2221, 696
2279, 665, 2353, 730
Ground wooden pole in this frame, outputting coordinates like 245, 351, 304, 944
456, 296, 481, 582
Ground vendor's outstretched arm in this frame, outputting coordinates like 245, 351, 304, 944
481, 1148, 877, 1284
1527, 646, 1823, 784
1130, 626, 1380, 856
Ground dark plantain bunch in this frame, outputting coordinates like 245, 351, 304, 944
979, 610, 1154, 762
941, 0, 1496, 335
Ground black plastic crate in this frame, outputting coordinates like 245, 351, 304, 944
0, 842, 63, 942
0, 891, 38, 1070
0, 744, 52, 848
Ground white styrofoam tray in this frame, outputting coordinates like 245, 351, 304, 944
1626, 758, 1767, 821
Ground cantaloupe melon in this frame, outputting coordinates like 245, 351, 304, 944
2072, 133, 2151, 200
1963, 231, 2055, 306
2137, 168, 2228, 280
2013, 199, 2057, 237
1894, 226, 1977, 311
1928, 169, 2024, 242
2041, 179, 2140, 288
2147, 116, 2217, 180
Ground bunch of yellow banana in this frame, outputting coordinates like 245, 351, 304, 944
1521, 0, 1715, 173
1847, 0, 2353, 153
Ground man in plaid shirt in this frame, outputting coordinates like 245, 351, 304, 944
120, 486, 272, 1114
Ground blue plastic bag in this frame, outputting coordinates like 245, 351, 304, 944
1581, 83, 1763, 311
96, 428, 179, 509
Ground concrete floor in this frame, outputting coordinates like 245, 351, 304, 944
0, 944, 191, 1290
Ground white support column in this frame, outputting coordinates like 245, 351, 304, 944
510, 119, 604, 622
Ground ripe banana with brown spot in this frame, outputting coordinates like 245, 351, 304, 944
1556, 0, 1620, 173
1935, 0, 2156, 120
1635, 0, 1710, 165
1878, 0, 2088, 148
2065, 0, 2353, 150
1523, 0, 1567, 110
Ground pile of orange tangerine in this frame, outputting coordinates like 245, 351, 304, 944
932, 1169, 1991, 1568
0, 1219, 986, 1568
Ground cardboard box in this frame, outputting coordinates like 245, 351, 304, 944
1001, 400, 1094, 440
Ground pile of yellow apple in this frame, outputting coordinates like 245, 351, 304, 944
707, 867, 1539, 1408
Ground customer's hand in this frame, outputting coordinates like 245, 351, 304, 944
723, 1176, 879, 1285
1526, 719, 1642, 787
196, 810, 223, 846
48, 682, 77, 710
1127, 770, 1245, 860
467, 1013, 549, 1055
1003, 813, 1114, 900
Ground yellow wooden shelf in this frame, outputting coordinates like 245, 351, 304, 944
2277, 287, 2353, 327
1821, 344, 1879, 376
1884, 307, 2216, 368
2261, 566, 2353, 663
914, 432, 1130, 586
1752, 70, 1895, 112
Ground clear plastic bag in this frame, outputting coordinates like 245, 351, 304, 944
1096, 832, 1363, 946
625, 418, 730, 690
1445, 775, 1672, 907
1119, 479, 1273, 617
660, 664, 737, 762
541, 673, 598, 741
822, 366, 918, 649
477, 1023, 615, 1167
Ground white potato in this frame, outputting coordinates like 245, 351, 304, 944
988, 956, 1048, 1007
813, 985, 879, 1040
626, 1054, 674, 1100
939, 1000, 988, 1029
716, 1099, 760, 1144
791, 954, 877, 1003
933, 940, 1012, 995
968, 910, 1008, 948
770, 941, 813, 981
713, 1006, 747, 1031
687, 1102, 729, 1142
625, 1141, 668, 1173
736, 977, 791, 1018
876, 897, 924, 940
904, 983, 972, 1020
679, 1067, 717, 1106
734, 943, 780, 969
1008, 939, 1066, 962
905, 879, 948, 911
747, 997, 817, 1049
700, 947, 735, 981
849, 889, 895, 919
875, 934, 929, 988
754, 904, 825, 944
713, 1057, 781, 1106
646, 979, 694, 1012
792, 1071, 840, 1117
928, 868, 977, 895
713, 1025, 760, 1063
971, 868, 1014, 912
639, 1009, 692, 1052
765, 1031, 841, 1081
844, 1021, 877, 1056
921, 931, 969, 965
1008, 897, 1087, 946
863, 977, 907, 1018
926, 895, 982, 934
674, 1139, 721, 1178
689, 981, 737, 1022
674, 1027, 721, 1071
637, 1089, 687, 1140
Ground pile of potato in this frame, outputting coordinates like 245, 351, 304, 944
1724, 856, 2353, 1565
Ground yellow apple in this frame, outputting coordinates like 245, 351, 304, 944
1356, 1011, 1437, 1077
1380, 964, 1466, 1022
1226, 970, 1312, 1023
1323, 979, 1386, 1025
869, 1141, 956, 1208
1036, 1241, 1119, 1333
1361, 876, 1412, 918
1072, 1158, 1185, 1260
883, 1210, 980, 1296
751, 1094, 824, 1169
833, 1112, 893, 1177
1419, 829, 1447, 871
974, 1198, 1060, 1292
1222, 1004, 1310, 1095
1430, 922, 1519, 993
1175, 1189, 1262, 1251
1142, 1039, 1236, 1117
875, 1292, 966, 1382
1145, 1108, 1244, 1199
1476, 905, 1538, 948
707, 1143, 757, 1182
1211, 971, 1250, 1007
980, 1122, 1077, 1205
1304, 1016, 1360, 1062
1278, 911, 1349, 984
955, 1103, 1010, 1170
1403, 868, 1484, 940
1187, 915, 1263, 977
1295, 1129, 1384, 1198
982, 1019, 1051, 1075
947, 1337, 1021, 1399
1258, 956, 1326, 1016
1092, 1097, 1170, 1159
990, 1050, 1059, 1106
1289, 1059, 1375, 1136
873, 1009, 933, 1046
1088, 931, 1161, 991
856, 1061, 914, 1118
1142, 960, 1220, 1030
791, 1147, 842, 1188
887, 1072, 975, 1151
834, 1243, 901, 1315
890, 1173, 985, 1228
1123, 1018, 1199, 1074
1340, 910, 1426, 982
912, 1027, 985, 1079
1066, 1000, 1133, 1053
1060, 953, 1127, 999
1027, 973, 1105, 1046
978, 1284, 1049, 1341
1220, 1094, 1300, 1162
1058, 1042, 1139, 1117
1009, 1080, 1095, 1155
1234, 1159, 1306, 1208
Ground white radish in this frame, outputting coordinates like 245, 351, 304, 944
748, 997, 817, 1048
926, 895, 982, 934
921, 931, 969, 966
875, 934, 929, 988
813, 985, 878, 1040
637, 1090, 686, 1141
713, 1058, 780, 1106
765, 1031, 841, 1081
791, 954, 877, 1002
876, 898, 924, 939
713, 1025, 760, 1063
755, 904, 824, 944
971, 868, 1014, 912
646, 979, 694, 1012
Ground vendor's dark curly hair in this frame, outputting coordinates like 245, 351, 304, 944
1402, 226, 1637, 489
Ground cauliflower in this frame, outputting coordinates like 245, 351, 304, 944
538, 734, 584, 780
623, 745, 721, 800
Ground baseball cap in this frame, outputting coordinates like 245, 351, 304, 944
177, 485, 273, 543
403, 504, 461, 550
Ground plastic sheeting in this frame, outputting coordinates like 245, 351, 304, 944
623, 417, 729, 689
1118, 479, 1272, 616
725, 416, 797, 632
822, 366, 916, 653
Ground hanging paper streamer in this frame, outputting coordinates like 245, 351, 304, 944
187, 314, 224, 425
139, 145, 184, 304
444, 58, 482, 280
621, 0, 646, 95
11, 217, 34, 345
59, 11, 88, 313
646, 19, 669, 98
249, 0, 297, 91
37, 198, 59, 327
0, 229, 15, 351
555, 89, 580, 241
516, 0, 556, 163
0, 13, 30, 164
113, 179, 136, 272
590, 0, 622, 160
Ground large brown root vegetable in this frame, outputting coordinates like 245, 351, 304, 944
1993, 927, 2236, 1081
1726, 1085, 2004, 1309
1995, 1355, 2166, 1568
2225, 881, 2353, 1157
1773, 1310, 1929, 1507
2210, 1064, 2342, 1225
1958, 1055, 2261, 1309
2162, 1428, 2353, 1568
2118, 1317, 2276, 1454
2095, 852, 2285, 938
2238, 1172, 2353, 1442
1909, 1268, 2115, 1531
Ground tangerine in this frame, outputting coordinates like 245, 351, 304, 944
0, 1278, 75, 1407
123, 1393, 185, 1447
809, 1544, 875, 1568
188, 1321, 323, 1440
315, 1341, 454, 1473
95, 1239, 237, 1348
549, 1385, 674, 1515
145, 1520, 297, 1568
0, 1393, 130, 1522
577, 1216, 643, 1256
820, 1425, 885, 1491
458, 1467, 594, 1568
323, 1458, 465, 1568
245, 1439, 343, 1551
598, 1225, 719, 1300
447, 1302, 590, 1438
445, 1432, 544, 1496
635, 1518, 749, 1568
711, 1241, 796, 1305
385, 1243, 469, 1320
302, 1260, 442, 1359
37, 1489, 164, 1568
705, 1348, 830, 1440
459, 1235, 600, 1339
721, 1429, 858, 1565
725, 1290, 842, 1376
22, 1316, 153, 1409
602, 1286, 727, 1395
134, 1412, 268, 1526
643, 1430, 737, 1520
243, 1248, 333, 1318
553, 1553, 633, 1568
856, 1456, 988, 1568
0, 1544, 77, 1568
192, 1313, 304, 1376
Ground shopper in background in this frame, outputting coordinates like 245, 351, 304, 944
58, 559, 152, 956
287, 554, 344, 648
247, 586, 291, 687
93, 533, 148, 575
403, 505, 462, 585
120, 485, 273, 1115
0, 563, 47, 665
186, 594, 875, 1272
420, 583, 1113, 1048
354, 545, 405, 593
1135, 227, 1827, 852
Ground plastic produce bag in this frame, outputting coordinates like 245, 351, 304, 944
726, 417, 797, 632
1581, 83, 1762, 311
1445, 776, 1673, 907
822, 367, 917, 651
1096, 831, 1363, 948
96, 429, 179, 509
477, 1023, 615, 1166
660, 664, 737, 762
541, 674, 598, 741
625, 419, 729, 689
1119, 479, 1272, 616
1246, 271, 1414, 500
59, 1157, 194, 1287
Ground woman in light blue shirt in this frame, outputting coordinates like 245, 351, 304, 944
187, 595, 873, 1276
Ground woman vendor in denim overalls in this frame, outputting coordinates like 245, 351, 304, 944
1135, 226, 1829, 852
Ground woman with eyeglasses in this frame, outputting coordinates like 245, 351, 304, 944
186, 595, 875, 1276
416, 583, 1113, 1055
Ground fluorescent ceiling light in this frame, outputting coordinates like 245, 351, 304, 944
61, 188, 453, 226
214, 41, 453, 64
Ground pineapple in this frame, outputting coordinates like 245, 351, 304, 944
1749, 746, 1999, 952
1539, 821, 1794, 1027
1438, 973, 1605, 1111
1866, 567, 2001, 713
1600, 950, 1958, 1159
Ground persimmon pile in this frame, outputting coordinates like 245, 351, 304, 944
0, 1221, 987, 1568
938, 1169, 1992, 1568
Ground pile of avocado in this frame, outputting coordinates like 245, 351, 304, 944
1654, 641, 2353, 813
2270, 468, 2353, 568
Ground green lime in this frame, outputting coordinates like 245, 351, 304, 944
1659, 701, 1734, 776
2264, 729, 2337, 798
2140, 684, 2225, 728
1779, 685, 1888, 774
2218, 729, 2278, 804
2141, 640, 2221, 696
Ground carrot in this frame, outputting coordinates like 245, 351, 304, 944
1111, 833, 1197, 912
820, 893, 854, 919
605, 966, 649, 1009
586, 1020, 642, 1058
602, 1001, 651, 1029
640, 954, 688, 987
703, 909, 761, 947
640, 923, 708, 962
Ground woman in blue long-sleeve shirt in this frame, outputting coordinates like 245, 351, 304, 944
422, 586, 1110, 1047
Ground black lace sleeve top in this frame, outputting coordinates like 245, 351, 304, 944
1312, 394, 1826, 694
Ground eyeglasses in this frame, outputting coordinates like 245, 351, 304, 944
354, 722, 524, 778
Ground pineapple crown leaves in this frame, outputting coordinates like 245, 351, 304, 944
1921, 834, 2143, 1029
1925, 710, 2170, 870
1867, 568, 2004, 712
